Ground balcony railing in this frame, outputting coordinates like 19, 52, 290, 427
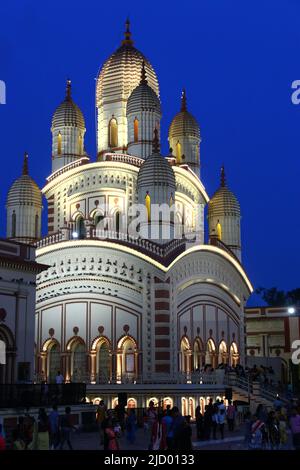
63, 371, 225, 386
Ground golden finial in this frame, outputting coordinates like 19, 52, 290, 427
181, 88, 187, 112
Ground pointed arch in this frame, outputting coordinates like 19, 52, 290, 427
11, 211, 16, 238
57, 131, 62, 155
145, 192, 151, 222
116, 335, 138, 382
230, 341, 239, 367
193, 337, 204, 371
109, 117, 118, 148
180, 335, 191, 373
176, 141, 182, 164
218, 340, 228, 365
134, 118, 139, 142
217, 221, 222, 240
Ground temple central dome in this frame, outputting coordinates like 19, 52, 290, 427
96, 21, 159, 108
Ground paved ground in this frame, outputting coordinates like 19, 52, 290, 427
64, 423, 293, 451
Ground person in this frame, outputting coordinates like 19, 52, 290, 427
125, 409, 137, 445
226, 400, 236, 431
49, 404, 60, 449
273, 396, 283, 411
0, 424, 6, 451
33, 408, 50, 450
171, 407, 185, 449
55, 371, 64, 384
151, 413, 166, 450
203, 405, 212, 440
289, 407, 300, 450
11, 430, 25, 450
162, 409, 174, 449
96, 400, 107, 446
59, 407, 75, 450
249, 416, 265, 450
211, 404, 219, 439
195, 405, 203, 439
278, 414, 288, 449
217, 403, 226, 439
178, 416, 193, 451
244, 412, 253, 449
267, 410, 280, 450
105, 416, 119, 450
147, 401, 157, 449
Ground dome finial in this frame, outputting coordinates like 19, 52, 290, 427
181, 88, 187, 112
221, 165, 226, 187
152, 128, 160, 153
140, 60, 148, 85
122, 18, 134, 46
22, 152, 29, 175
66, 79, 72, 101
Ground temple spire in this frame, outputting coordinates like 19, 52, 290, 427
22, 152, 29, 175
140, 60, 148, 85
65, 79, 71, 101
122, 18, 134, 46
181, 88, 187, 112
220, 165, 226, 187
152, 128, 160, 153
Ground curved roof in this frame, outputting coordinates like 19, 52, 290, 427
127, 62, 161, 115
52, 80, 85, 130
7, 154, 42, 207
169, 90, 200, 140
96, 21, 159, 106
208, 167, 240, 217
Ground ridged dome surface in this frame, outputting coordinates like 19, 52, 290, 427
52, 98, 85, 130
96, 45, 159, 106
169, 110, 200, 139
209, 186, 240, 217
127, 82, 160, 115
138, 153, 176, 189
7, 175, 42, 207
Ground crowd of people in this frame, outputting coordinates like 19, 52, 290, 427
0, 405, 77, 450
243, 399, 300, 450
95, 400, 193, 451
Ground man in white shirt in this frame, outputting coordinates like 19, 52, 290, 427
55, 371, 64, 384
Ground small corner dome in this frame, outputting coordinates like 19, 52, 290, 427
208, 167, 240, 217
51, 80, 85, 130
169, 90, 200, 139
6, 154, 42, 207
127, 63, 161, 116
138, 153, 176, 189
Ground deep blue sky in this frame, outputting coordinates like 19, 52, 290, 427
0, 0, 299, 302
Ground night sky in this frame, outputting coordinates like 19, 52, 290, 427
0, 0, 299, 304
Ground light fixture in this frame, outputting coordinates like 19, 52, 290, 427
72, 231, 78, 239
288, 307, 296, 314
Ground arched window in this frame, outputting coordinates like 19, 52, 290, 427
78, 133, 83, 154
176, 141, 182, 164
48, 343, 60, 383
109, 118, 118, 148
72, 342, 86, 382
134, 118, 139, 142
11, 212, 16, 238
218, 340, 227, 365
217, 221, 222, 240
230, 342, 239, 367
35, 214, 39, 239
97, 340, 110, 384
180, 337, 191, 373
193, 338, 203, 371
145, 192, 151, 222
206, 339, 216, 368
117, 337, 137, 382
57, 132, 62, 155
76, 216, 86, 239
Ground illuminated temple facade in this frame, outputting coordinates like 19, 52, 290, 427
5, 21, 253, 412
